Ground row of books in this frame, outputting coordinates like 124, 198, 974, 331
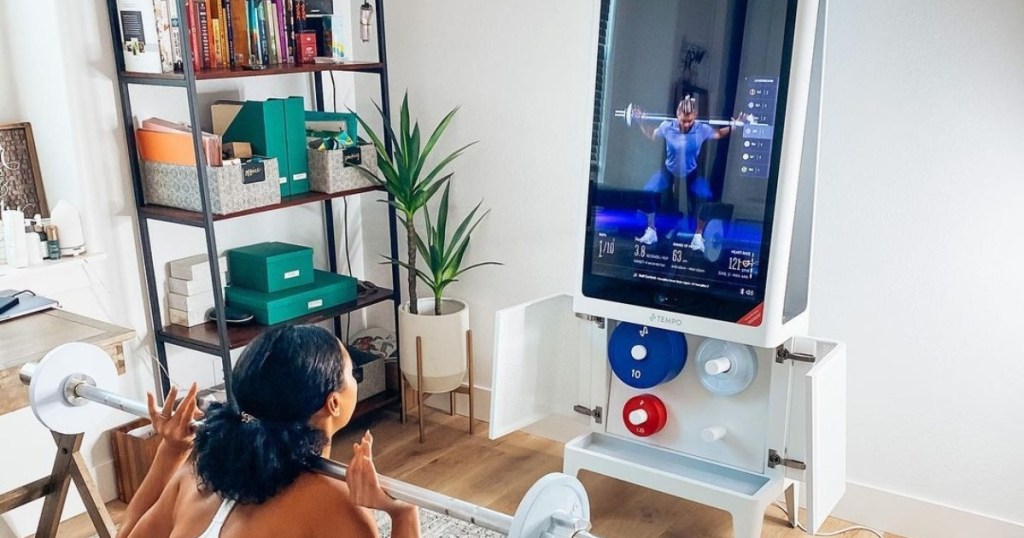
116, 0, 344, 74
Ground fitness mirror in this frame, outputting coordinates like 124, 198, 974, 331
581, 0, 799, 323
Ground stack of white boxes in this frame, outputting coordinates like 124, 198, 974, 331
167, 254, 228, 327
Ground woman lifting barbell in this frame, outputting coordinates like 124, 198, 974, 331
633, 96, 740, 250
117, 325, 420, 538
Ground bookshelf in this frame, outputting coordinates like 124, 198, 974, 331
105, 0, 402, 420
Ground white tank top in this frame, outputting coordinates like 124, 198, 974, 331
197, 498, 237, 538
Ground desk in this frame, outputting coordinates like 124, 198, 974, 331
0, 309, 134, 415
0, 309, 133, 538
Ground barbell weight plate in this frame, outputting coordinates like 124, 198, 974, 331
509, 473, 590, 538
695, 339, 758, 396
704, 219, 725, 263
608, 323, 687, 389
29, 342, 118, 434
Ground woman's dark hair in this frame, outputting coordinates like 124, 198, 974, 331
193, 325, 345, 504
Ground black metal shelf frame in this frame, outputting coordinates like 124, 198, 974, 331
105, 0, 401, 404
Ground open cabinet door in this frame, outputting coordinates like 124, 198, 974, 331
805, 340, 847, 534
489, 294, 602, 440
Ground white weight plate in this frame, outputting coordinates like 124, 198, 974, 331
510, 473, 590, 538
704, 219, 725, 263
29, 343, 118, 434
695, 339, 758, 396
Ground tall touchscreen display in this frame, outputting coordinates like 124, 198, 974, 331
582, 0, 798, 323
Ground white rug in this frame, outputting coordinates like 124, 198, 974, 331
374, 508, 505, 537
90, 509, 504, 537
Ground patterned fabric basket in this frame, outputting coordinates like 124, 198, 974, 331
307, 143, 378, 194
141, 158, 281, 215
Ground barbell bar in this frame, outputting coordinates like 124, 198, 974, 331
614, 103, 758, 128
19, 343, 600, 538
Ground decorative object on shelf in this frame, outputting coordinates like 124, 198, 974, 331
49, 200, 87, 257
0, 123, 48, 218
140, 158, 281, 215
167, 253, 227, 328
359, 1, 374, 43
308, 143, 377, 194
114, 0, 164, 74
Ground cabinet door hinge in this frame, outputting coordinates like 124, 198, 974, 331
768, 449, 806, 470
775, 345, 816, 364
574, 313, 606, 329
573, 405, 603, 424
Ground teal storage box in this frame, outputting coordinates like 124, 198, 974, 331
226, 270, 357, 325
227, 242, 314, 293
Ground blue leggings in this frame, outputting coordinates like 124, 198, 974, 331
643, 168, 712, 218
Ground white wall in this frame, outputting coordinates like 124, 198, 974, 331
811, 0, 1024, 533
383, 0, 1024, 536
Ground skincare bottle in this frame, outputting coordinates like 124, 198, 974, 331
24, 219, 43, 265
33, 215, 49, 260
46, 226, 61, 260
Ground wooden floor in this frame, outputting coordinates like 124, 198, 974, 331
47, 410, 897, 538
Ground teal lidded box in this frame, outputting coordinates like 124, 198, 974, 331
226, 270, 357, 325
227, 242, 314, 293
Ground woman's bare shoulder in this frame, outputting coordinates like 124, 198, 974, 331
286, 473, 379, 536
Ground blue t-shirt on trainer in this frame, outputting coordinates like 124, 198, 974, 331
656, 120, 715, 178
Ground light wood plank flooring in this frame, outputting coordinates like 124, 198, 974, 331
42, 410, 897, 538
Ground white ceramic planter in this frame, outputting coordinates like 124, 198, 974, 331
399, 298, 469, 393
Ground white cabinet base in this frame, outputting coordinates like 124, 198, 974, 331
564, 432, 783, 538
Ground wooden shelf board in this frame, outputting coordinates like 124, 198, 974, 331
159, 286, 393, 351
119, 61, 384, 85
139, 186, 383, 226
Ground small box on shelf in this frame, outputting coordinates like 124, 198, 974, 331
168, 253, 228, 281
226, 270, 357, 325
141, 158, 281, 215
167, 270, 227, 296
308, 143, 377, 194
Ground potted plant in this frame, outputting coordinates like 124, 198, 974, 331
355, 93, 474, 316
355, 95, 497, 394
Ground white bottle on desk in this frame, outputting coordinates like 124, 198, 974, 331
24, 219, 44, 265
2, 209, 28, 268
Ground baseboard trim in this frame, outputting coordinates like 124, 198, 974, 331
832, 480, 1023, 538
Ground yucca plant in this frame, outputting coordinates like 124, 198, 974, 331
391, 184, 500, 315
354, 93, 475, 314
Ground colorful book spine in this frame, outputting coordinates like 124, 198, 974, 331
211, 17, 219, 66
284, 0, 294, 63
187, 0, 201, 71
224, 0, 236, 67
248, 0, 261, 65
256, 0, 269, 65
274, 0, 287, 64
168, 0, 184, 71
265, 1, 277, 64
197, 1, 211, 69
153, 0, 174, 72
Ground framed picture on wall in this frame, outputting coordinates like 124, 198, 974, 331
0, 122, 48, 217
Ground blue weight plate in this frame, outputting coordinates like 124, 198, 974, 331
608, 322, 687, 389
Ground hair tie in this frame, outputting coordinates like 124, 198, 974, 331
240, 412, 258, 424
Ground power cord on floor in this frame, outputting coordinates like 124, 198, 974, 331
770, 502, 885, 538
